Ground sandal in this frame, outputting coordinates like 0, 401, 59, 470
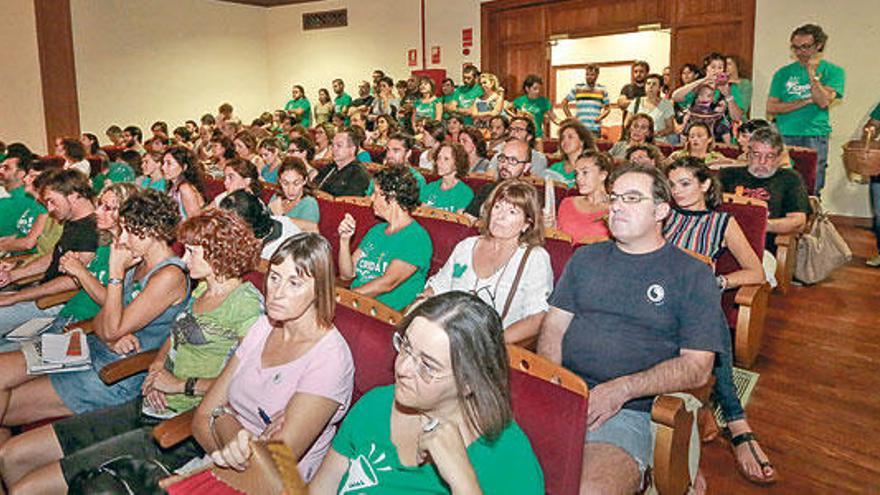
731, 431, 777, 485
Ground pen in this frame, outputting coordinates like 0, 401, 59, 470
258, 407, 272, 426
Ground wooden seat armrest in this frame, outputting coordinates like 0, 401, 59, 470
99, 349, 160, 385
733, 283, 771, 368
153, 409, 196, 449
652, 394, 695, 495
36, 289, 79, 310
774, 233, 798, 294
64, 318, 94, 334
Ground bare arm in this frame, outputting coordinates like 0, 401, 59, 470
596, 104, 611, 122
618, 349, 714, 398
765, 96, 811, 116
767, 211, 806, 235
7, 253, 53, 282
503, 311, 546, 345
309, 448, 350, 495
0, 273, 80, 305
722, 218, 765, 288
337, 243, 358, 281
94, 266, 187, 343
0, 214, 47, 252
352, 259, 417, 299
562, 99, 573, 119
671, 77, 707, 103
179, 183, 204, 219
434, 101, 444, 121
193, 354, 242, 452
536, 306, 574, 364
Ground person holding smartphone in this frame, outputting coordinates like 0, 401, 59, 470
766, 24, 845, 195
672, 52, 745, 143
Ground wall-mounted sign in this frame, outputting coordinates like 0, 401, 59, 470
407, 49, 418, 67
431, 46, 441, 65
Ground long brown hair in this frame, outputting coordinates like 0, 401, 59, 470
268, 233, 336, 329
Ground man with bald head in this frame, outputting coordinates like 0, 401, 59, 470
464, 139, 531, 218
487, 115, 547, 178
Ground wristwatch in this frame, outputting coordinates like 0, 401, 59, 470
107, 277, 123, 286
185, 377, 197, 396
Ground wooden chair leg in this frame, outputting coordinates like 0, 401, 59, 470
652, 395, 695, 495
733, 283, 770, 368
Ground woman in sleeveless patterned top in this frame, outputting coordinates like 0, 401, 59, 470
664, 157, 776, 485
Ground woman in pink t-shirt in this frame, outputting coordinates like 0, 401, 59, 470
553, 150, 612, 242
191, 232, 354, 482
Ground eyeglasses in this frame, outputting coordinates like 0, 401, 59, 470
509, 126, 528, 134
392, 332, 449, 382
496, 154, 529, 166
790, 43, 815, 51
609, 192, 654, 205
749, 151, 779, 163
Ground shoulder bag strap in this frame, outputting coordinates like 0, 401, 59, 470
500, 246, 534, 322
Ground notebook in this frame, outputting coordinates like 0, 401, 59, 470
21, 330, 91, 375
6, 317, 56, 341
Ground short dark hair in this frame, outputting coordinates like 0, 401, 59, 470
667, 157, 722, 209
460, 126, 487, 159
399, 291, 511, 440
608, 162, 672, 204
462, 64, 481, 78
119, 150, 143, 176
220, 189, 274, 239
39, 168, 95, 200
510, 115, 537, 148
61, 138, 86, 161
123, 126, 142, 143
373, 167, 421, 213
119, 188, 180, 242
5, 143, 33, 173
521, 74, 543, 92
633, 60, 650, 72
289, 136, 316, 161
701, 52, 726, 70
200, 113, 216, 126
151, 121, 169, 135
791, 23, 828, 51
577, 150, 615, 177
738, 119, 772, 136
387, 132, 414, 150
422, 120, 447, 143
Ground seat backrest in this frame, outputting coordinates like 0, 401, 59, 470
333, 288, 400, 402
316, 197, 378, 262
542, 139, 559, 156
508, 355, 588, 495
718, 195, 768, 276
788, 146, 818, 194
260, 183, 278, 204
243, 270, 266, 294
101, 146, 125, 161
543, 230, 575, 283
363, 144, 386, 163
715, 144, 741, 160
39, 156, 65, 169
88, 157, 103, 177
461, 174, 495, 195
413, 208, 478, 276
202, 177, 226, 203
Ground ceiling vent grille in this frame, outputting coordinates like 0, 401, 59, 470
302, 9, 347, 30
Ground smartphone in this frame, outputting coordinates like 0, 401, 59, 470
715, 73, 729, 85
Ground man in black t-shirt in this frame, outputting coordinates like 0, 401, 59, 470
538, 163, 725, 493
720, 127, 810, 252
0, 169, 98, 335
618, 60, 650, 122
313, 128, 370, 197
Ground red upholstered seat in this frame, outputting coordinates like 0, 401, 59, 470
87, 157, 103, 177
461, 175, 494, 195
789, 147, 818, 193
715, 144, 741, 160
414, 213, 478, 276
542, 139, 559, 155
363, 144, 385, 163
409, 148, 423, 167
260, 183, 278, 204
717, 200, 767, 328
316, 197, 377, 262
509, 368, 587, 495
334, 304, 397, 403
243, 270, 266, 294
202, 177, 226, 203
544, 237, 575, 283
39, 156, 64, 168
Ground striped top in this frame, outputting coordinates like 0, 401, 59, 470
564, 83, 609, 132
663, 208, 730, 260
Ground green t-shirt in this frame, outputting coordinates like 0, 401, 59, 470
420, 179, 474, 213
165, 281, 263, 412
11, 190, 47, 249
335, 92, 352, 115
137, 176, 167, 192
0, 186, 36, 237
367, 167, 426, 196
332, 385, 545, 495
270, 194, 320, 223
285, 98, 312, 127
731, 78, 752, 114
440, 93, 456, 120
871, 102, 880, 121
414, 97, 439, 121
547, 161, 576, 187
92, 162, 135, 193
512, 95, 552, 138
351, 221, 432, 310
453, 84, 484, 125
58, 244, 111, 321
769, 60, 845, 136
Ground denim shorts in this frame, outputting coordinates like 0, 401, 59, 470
50, 362, 145, 415
586, 408, 653, 475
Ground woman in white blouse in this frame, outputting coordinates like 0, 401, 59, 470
419, 179, 553, 344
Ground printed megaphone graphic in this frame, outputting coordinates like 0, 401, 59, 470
340, 454, 379, 494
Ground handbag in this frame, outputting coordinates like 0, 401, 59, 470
68, 455, 172, 495
794, 202, 851, 284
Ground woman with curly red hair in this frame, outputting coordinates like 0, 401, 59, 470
0, 208, 264, 494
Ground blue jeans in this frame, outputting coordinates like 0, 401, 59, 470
872, 176, 880, 252
782, 134, 829, 195
712, 348, 745, 422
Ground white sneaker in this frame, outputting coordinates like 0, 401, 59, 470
867, 255, 880, 267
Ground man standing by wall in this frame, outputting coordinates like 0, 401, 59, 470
766, 24, 845, 195
618, 61, 650, 123
562, 64, 610, 138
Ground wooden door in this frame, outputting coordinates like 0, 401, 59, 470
483, 4, 548, 99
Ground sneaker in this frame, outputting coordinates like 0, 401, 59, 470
867, 255, 880, 267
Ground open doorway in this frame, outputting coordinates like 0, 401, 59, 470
549, 30, 671, 141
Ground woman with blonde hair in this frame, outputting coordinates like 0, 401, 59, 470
472, 73, 505, 130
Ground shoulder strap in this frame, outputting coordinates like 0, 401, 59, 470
500, 246, 534, 322
633, 96, 641, 114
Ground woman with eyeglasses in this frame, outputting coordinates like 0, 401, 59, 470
0, 209, 264, 494
308, 291, 544, 494
663, 157, 773, 485
268, 157, 320, 232
608, 113, 655, 161
420, 180, 552, 344
420, 143, 474, 213
552, 151, 612, 242
286, 135, 318, 180
338, 167, 432, 311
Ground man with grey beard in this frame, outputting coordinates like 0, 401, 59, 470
720, 127, 810, 252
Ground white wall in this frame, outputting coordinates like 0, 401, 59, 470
0, 0, 47, 153
71, 0, 270, 137
266, 0, 481, 110
752, 0, 880, 217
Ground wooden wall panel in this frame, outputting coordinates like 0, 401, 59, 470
546, 0, 666, 37
498, 43, 547, 98
34, 0, 80, 148
497, 6, 545, 44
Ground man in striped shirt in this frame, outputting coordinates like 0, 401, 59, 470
562, 64, 610, 137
